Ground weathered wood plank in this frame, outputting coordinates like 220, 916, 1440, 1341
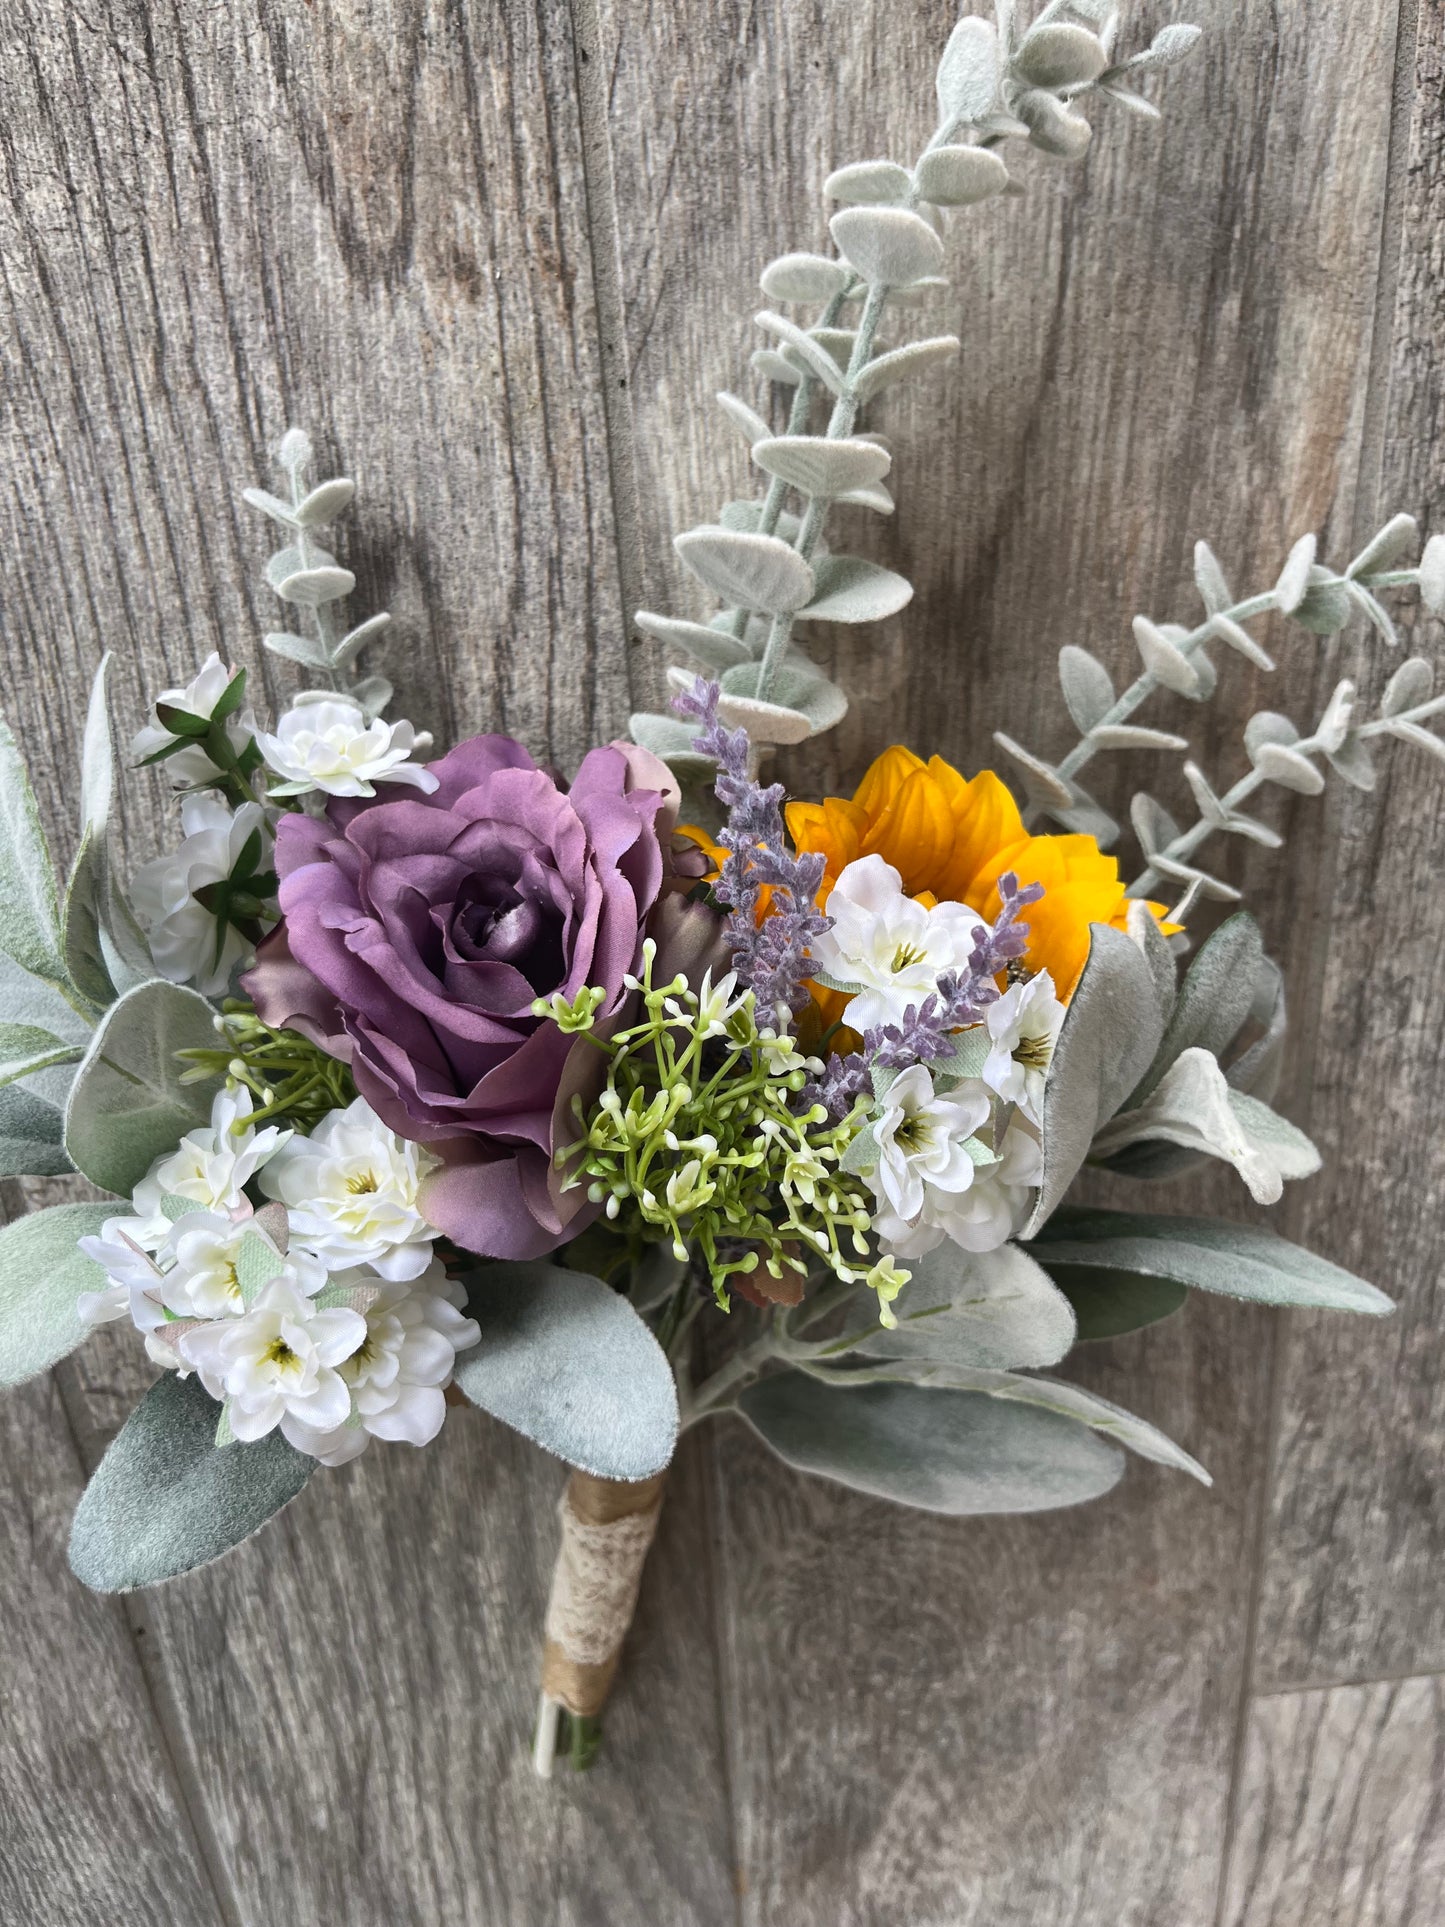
1252, 0, 1445, 1691
1221, 1675, 1445, 1926
0, 2, 734, 1921
0, 1194, 221, 1927
594, 0, 1407, 1917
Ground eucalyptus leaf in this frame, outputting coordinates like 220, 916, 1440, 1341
759, 253, 853, 304
823, 160, 913, 205
627, 711, 718, 780
261, 630, 331, 669
1274, 533, 1317, 613
936, 15, 1001, 125
716, 391, 774, 446
273, 564, 356, 607
851, 336, 960, 404
1420, 533, 1445, 614
64, 980, 223, 1197
69, 1371, 314, 1592
1017, 90, 1093, 159
799, 554, 913, 624
1132, 615, 1201, 696
1192, 539, 1232, 615
1015, 22, 1107, 88
332, 612, 392, 671
755, 311, 847, 396
1090, 724, 1187, 752
293, 478, 357, 527
0, 1201, 115, 1387
719, 662, 847, 735
829, 207, 945, 289
674, 527, 816, 615
751, 436, 891, 497
635, 610, 753, 672
738, 1372, 1124, 1515
1347, 511, 1418, 579
751, 349, 803, 386
1249, 741, 1326, 795
1058, 644, 1115, 733
1029, 1207, 1393, 1316
993, 732, 1075, 811
914, 144, 1008, 206
1022, 925, 1166, 1237
1382, 657, 1433, 717
1293, 569, 1352, 636
454, 1262, 678, 1480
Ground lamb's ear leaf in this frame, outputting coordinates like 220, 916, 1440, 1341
1022, 925, 1165, 1236
738, 1372, 1124, 1515
0, 715, 68, 989
850, 1241, 1076, 1370
69, 1372, 313, 1592
62, 654, 121, 1011
0, 1202, 115, 1387
0, 1084, 74, 1178
1128, 912, 1264, 1105
1037, 1261, 1189, 1342
1026, 1208, 1393, 1315
64, 981, 222, 1196
453, 1262, 678, 1481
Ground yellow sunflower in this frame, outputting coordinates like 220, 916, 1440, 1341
784, 745, 1179, 1000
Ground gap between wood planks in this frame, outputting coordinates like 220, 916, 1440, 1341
1211, 2, 1426, 1923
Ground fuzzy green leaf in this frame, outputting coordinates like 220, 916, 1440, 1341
0, 1201, 115, 1387
69, 1371, 313, 1592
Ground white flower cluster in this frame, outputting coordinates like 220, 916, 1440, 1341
255, 695, 437, 799
79, 1088, 480, 1466
819, 856, 1066, 1261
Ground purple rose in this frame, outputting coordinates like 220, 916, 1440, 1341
245, 735, 683, 1260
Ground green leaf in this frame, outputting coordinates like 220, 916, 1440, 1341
850, 1242, 1076, 1370
1039, 1262, 1188, 1342
738, 1372, 1123, 1515
0, 1202, 116, 1387
1028, 1207, 1393, 1316
0, 715, 67, 989
62, 656, 120, 1010
69, 1371, 313, 1592
0, 1085, 72, 1177
1129, 913, 1264, 1105
0, 1022, 84, 1087
832, 1358, 1209, 1483
1022, 925, 1166, 1236
64, 980, 222, 1197
673, 527, 815, 616
936, 14, 1000, 123
454, 1262, 678, 1480
798, 555, 914, 624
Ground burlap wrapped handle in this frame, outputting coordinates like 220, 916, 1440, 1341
534, 1468, 667, 1769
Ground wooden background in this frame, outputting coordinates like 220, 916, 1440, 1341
1, 1, 1441, 1921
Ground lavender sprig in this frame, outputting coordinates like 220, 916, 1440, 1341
805, 874, 1043, 1118
673, 678, 831, 1017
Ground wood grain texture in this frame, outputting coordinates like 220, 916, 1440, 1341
0, 1194, 221, 1927
1221, 1676, 1445, 1926
2, 0, 1442, 1922
1252, 0, 1445, 1691
596, 1, 1412, 1919
0, 3, 733, 1922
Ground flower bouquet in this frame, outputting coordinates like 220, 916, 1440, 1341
3, 1, 1443, 1780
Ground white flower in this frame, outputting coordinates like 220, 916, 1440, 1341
77, 1215, 171, 1329
130, 652, 256, 789
811, 855, 988, 1033
179, 1276, 366, 1446
130, 795, 272, 995
925, 1115, 1042, 1254
864, 1064, 993, 1254
983, 971, 1065, 1122
665, 966, 747, 1040
133, 1085, 290, 1220
255, 695, 437, 799
158, 1212, 327, 1322
279, 1264, 481, 1466
259, 1098, 440, 1281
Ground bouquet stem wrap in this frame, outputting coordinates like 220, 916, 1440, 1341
534, 1467, 667, 1769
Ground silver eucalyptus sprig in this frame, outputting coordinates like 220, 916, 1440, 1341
1000, 521, 1445, 920
630, 3, 1202, 776
243, 428, 393, 720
